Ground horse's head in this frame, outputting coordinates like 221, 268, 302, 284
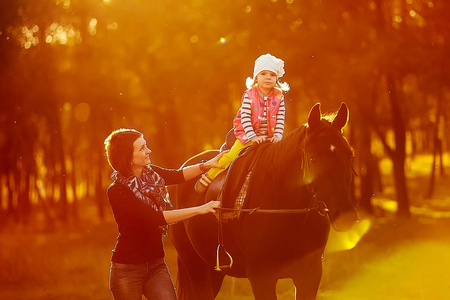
304, 102, 357, 232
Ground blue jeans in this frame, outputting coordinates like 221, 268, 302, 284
109, 258, 177, 300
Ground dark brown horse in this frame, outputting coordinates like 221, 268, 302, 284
169, 103, 358, 300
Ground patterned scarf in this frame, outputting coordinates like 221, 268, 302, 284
111, 165, 172, 211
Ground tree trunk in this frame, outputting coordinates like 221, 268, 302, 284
392, 152, 410, 218
69, 150, 79, 220
7, 172, 16, 217
51, 111, 68, 221
386, 74, 411, 219
426, 94, 445, 198
358, 123, 375, 214
425, 133, 439, 199
18, 170, 31, 224
96, 155, 105, 220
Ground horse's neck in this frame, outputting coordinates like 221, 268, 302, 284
249, 130, 310, 208
275, 128, 306, 173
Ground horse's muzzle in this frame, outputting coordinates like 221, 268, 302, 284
330, 210, 358, 232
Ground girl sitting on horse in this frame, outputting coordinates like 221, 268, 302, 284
195, 53, 290, 193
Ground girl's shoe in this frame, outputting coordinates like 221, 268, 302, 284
194, 173, 212, 193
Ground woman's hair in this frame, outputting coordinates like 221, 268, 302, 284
104, 128, 143, 177
245, 77, 290, 93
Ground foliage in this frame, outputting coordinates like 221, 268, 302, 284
0, 0, 449, 222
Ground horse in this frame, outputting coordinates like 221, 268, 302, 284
169, 102, 358, 300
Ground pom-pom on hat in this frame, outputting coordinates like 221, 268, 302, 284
253, 54, 285, 79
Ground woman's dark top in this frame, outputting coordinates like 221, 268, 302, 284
107, 165, 185, 264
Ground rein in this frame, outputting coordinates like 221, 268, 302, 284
215, 199, 329, 216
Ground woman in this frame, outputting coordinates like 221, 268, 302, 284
104, 128, 223, 300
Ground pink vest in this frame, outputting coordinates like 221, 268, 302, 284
233, 86, 283, 143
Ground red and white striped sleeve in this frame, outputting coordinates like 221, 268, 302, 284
273, 94, 285, 139
241, 92, 257, 141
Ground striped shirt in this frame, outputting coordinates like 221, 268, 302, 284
240, 93, 285, 141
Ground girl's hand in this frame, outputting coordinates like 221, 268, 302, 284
251, 136, 266, 144
269, 136, 281, 143
198, 200, 221, 214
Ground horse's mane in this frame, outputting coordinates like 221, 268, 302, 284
247, 117, 343, 204
246, 125, 307, 203
254, 125, 306, 171
251, 112, 338, 172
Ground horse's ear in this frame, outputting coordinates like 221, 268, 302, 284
307, 103, 322, 130
333, 102, 349, 131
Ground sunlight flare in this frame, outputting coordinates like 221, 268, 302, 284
325, 218, 371, 253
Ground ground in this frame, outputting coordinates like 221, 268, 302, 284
1, 154, 449, 299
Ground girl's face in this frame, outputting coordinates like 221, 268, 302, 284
256, 70, 277, 94
131, 136, 151, 172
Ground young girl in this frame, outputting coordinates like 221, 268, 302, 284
195, 53, 290, 193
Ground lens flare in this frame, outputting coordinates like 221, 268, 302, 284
325, 218, 371, 253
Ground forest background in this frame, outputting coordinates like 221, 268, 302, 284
1, 0, 449, 299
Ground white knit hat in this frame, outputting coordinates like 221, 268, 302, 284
253, 54, 285, 78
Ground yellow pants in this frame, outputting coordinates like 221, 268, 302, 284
207, 139, 251, 179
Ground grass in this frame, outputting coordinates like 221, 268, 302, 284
0, 215, 115, 300
1, 153, 449, 299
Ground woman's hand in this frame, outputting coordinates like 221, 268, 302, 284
163, 200, 221, 224
182, 151, 229, 181
251, 136, 266, 144
203, 151, 229, 169
199, 200, 221, 214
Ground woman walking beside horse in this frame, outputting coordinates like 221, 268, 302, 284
104, 128, 224, 300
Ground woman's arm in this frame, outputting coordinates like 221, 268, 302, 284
181, 151, 228, 181
162, 200, 220, 224
108, 184, 167, 227
150, 151, 226, 185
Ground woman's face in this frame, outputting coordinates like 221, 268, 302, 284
131, 136, 152, 169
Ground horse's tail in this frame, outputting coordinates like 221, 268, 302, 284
175, 257, 193, 300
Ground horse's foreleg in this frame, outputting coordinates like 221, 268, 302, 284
248, 270, 278, 300
211, 270, 226, 298
170, 222, 224, 300
292, 257, 322, 300
179, 256, 225, 300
